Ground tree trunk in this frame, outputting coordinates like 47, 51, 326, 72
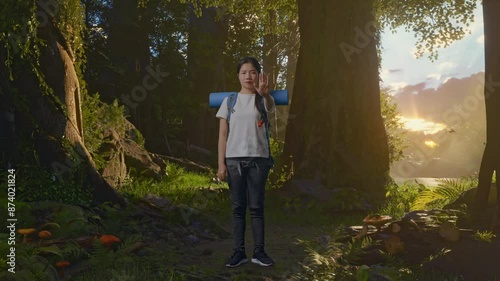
262, 11, 279, 139
0, 6, 124, 206
283, 0, 389, 198
104, 0, 155, 142
262, 10, 278, 92
184, 6, 229, 162
474, 0, 500, 209
275, 19, 300, 140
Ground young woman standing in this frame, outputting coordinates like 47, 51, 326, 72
216, 57, 276, 268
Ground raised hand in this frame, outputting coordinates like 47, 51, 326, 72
255, 71, 270, 97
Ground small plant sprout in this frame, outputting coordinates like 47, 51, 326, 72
473, 230, 496, 243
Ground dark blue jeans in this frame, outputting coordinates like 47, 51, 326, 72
226, 157, 272, 253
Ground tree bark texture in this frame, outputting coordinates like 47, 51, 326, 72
184, 6, 229, 160
0, 5, 125, 206
283, 0, 389, 198
475, 0, 500, 208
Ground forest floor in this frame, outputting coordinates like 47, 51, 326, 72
183, 224, 317, 280
11, 167, 497, 281
167, 188, 365, 281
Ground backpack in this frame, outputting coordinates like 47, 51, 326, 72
226, 93, 274, 165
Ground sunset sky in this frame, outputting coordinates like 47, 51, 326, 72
380, 4, 484, 92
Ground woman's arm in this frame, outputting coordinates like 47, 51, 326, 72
263, 95, 276, 113
217, 118, 229, 181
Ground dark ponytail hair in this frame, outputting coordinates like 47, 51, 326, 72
237, 57, 264, 114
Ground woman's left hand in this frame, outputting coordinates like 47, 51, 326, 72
255, 72, 270, 97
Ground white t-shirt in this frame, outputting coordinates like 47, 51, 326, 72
216, 93, 276, 158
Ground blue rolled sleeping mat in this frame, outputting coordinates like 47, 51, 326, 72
209, 90, 289, 108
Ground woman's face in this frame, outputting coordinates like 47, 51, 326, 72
238, 63, 259, 92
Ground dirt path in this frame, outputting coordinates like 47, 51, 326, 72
182, 224, 322, 280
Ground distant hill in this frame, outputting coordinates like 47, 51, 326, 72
390, 72, 486, 179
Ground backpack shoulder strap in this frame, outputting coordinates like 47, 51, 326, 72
258, 98, 274, 165
258, 97, 268, 123
227, 92, 238, 122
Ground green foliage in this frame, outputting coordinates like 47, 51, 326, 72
16, 166, 92, 205
329, 189, 367, 212
81, 93, 127, 168
122, 162, 214, 197
26, 201, 97, 238
267, 137, 293, 189
377, 0, 477, 61
295, 233, 461, 281
0, 244, 60, 281
0, 0, 40, 79
380, 89, 406, 164
55, 0, 86, 55
473, 230, 496, 243
121, 163, 230, 218
379, 181, 423, 219
1, 0, 86, 111
294, 227, 376, 281
412, 177, 477, 210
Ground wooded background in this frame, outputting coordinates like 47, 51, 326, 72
0, 0, 498, 206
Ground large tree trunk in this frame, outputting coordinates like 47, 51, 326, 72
474, 0, 500, 209
0, 5, 124, 206
184, 6, 229, 161
104, 0, 155, 142
283, 0, 389, 198
275, 19, 300, 140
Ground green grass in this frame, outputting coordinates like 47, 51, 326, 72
121, 162, 229, 210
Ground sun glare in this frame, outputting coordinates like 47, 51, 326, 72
399, 116, 447, 135
424, 140, 439, 148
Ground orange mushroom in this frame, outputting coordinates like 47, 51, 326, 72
99, 235, 121, 251
55, 260, 71, 277
18, 228, 36, 243
38, 230, 52, 239
362, 214, 393, 232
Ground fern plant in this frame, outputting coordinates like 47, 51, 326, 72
412, 177, 478, 210
293, 227, 376, 281
379, 181, 423, 219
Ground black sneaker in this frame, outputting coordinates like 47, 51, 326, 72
225, 250, 248, 268
251, 250, 274, 267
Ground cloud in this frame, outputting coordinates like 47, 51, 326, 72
437, 62, 458, 72
427, 73, 442, 81
389, 69, 403, 74
404, 82, 427, 94
399, 116, 447, 135
393, 72, 485, 122
476, 35, 484, 44
390, 82, 409, 91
